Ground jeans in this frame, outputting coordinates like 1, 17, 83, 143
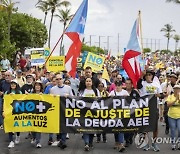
168, 117, 180, 145
0, 97, 3, 125
59, 133, 66, 144
83, 134, 94, 145
114, 133, 124, 144
49, 133, 53, 141
32, 132, 41, 144
9, 132, 20, 142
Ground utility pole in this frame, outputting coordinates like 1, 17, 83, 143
95, 36, 105, 48
104, 36, 112, 51
89, 35, 96, 46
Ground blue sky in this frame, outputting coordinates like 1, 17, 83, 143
17, 0, 180, 55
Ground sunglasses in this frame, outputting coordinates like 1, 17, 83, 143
65, 82, 70, 85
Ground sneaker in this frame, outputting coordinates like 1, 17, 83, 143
8, 141, 15, 148
66, 133, 69, 139
171, 144, 176, 150
15, 136, 20, 144
151, 143, 160, 152
0, 125, 3, 130
31, 139, 36, 144
36, 143, 42, 148
84, 144, 90, 151
143, 144, 150, 151
103, 140, 107, 143
48, 140, 53, 145
177, 143, 180, 150
96, 139, 100, 143
118, 144, 126, 152
58, 141, 67, 149
51, 141, 60, 146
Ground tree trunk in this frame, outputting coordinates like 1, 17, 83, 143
44, 12, 47, 25
59, 24, 66, 56
167, 37, 170, 51
48, 10, 54, 49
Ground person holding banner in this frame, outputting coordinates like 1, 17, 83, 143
137, 69, 164, 152
109, 80, 129, 152
31, 80, 44, 148
50, 73, 73, 149
4, 80, 21, 148
166, 85, 180, 150
96, 82, 109, 143
124, 78, 140, 147
79, 77, 100, 151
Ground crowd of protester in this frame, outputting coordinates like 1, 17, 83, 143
0, 52, 179, 152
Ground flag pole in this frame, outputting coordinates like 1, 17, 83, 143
138, 10, 143, 54
45, 2, 81, 64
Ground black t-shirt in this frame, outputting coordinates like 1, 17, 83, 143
21, 84, 33, 94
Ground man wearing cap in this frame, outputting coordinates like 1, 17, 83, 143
15, 70, 26, 88
137, 69, 164, 152
21, 75, 34, 94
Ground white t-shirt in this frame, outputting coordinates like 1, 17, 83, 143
0, 59, 10, 70
109, 89, 129, 96
80, 89, 100, 97
50, 85, 73, 96
139, 81, 162, 97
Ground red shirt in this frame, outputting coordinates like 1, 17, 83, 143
19, 58, 27, 68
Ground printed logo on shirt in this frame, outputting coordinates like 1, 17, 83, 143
146, 86, 156, 93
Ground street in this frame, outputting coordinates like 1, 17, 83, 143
0, 123, 180, 154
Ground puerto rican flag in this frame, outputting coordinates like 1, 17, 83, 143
65, 0, 88, 77
122, 16, 142, 88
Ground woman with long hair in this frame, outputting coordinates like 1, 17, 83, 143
5, 80, 21, 148
80, 77, 100, 151
31, 80, 44, 148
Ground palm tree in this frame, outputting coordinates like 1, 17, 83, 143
160, 24, 176, 51
47, 0, 70, 49
55, 7, 73, 55
36, 0, 50, 25
0, 0, 19, 41
166, 0, 180, 4
173, 34, 180, 51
